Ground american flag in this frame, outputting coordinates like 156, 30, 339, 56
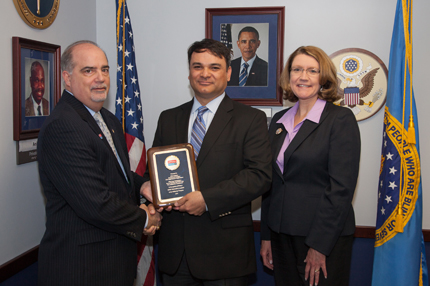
116, 1, 156, 285
220, 24, 233, 49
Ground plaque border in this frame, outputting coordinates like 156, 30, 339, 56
147, 143, 200, 208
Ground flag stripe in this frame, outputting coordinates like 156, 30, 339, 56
116, 1, 155, 285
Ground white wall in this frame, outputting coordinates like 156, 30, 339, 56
97, 0, 430, 228
1, 0, 429, 266
0, 1, 97, 266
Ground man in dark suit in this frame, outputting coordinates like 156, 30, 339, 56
25, 61, 49, 116
144, 38, 271, 285
37, 40, 161, 286
228, 26, 268, 86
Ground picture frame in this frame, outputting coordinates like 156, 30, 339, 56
13, 37, 61, 141
206, 7, 284, 106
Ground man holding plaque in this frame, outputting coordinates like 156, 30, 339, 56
37, 40, 161, 286
146, 38, 272, 285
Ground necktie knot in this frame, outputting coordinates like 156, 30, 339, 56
197, 106, 209, 118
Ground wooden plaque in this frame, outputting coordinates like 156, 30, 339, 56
147, 143, 200, 208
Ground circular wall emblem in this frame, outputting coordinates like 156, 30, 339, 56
340, 55, 363, 76
330, 48, 388, 121
13, 0, 60, 29
164, 155, 180, 171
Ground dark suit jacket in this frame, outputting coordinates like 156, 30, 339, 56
37, 90, 147, 286
228, 56, 268, 86
152, 95, 271, 279
261, 102, 360, 256
25, 95, 49, 116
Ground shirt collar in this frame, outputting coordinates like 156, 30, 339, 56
192, 92, 225, 114
277, 98, 326, 127
65, 89, 96, 116
240, 55, 257, 66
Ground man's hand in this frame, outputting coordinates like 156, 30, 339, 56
140, 204, 162, 236
140, 181, 153, 202
140, 182, 173, 212
260, 240, 274, 270
173, 191, 206, 216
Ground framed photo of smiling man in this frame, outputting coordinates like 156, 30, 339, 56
13, 37, 61, 141
206, 7, 285, 106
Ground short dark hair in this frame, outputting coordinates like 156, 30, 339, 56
238, 26, 259, 40
187, 38, 231, 69
280, 46, 340, 103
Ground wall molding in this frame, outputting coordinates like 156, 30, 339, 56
0, 245, 38, 283
253, 221, 430, 241
1, 225, 429, 282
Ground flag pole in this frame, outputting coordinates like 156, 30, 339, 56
121, 0, 126, 131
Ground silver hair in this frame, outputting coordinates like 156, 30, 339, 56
61, 40, 108, 73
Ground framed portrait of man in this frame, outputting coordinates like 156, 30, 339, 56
13, 37, 61, 141
24, 59, 50, 118
206, 7, 285, 106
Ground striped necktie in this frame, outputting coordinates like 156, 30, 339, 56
190, 106, 209, 160
239, 63, 249, 87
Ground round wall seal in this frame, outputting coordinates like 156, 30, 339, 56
13, 0, 60, 29
330, 48, 388, 121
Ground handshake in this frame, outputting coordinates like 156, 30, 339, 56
139, 203, 163, 236
139, 179, 208, 236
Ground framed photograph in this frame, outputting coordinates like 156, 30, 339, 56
330, 48, 388, 121
206, 7, 284, 106
13, 37, 61, 141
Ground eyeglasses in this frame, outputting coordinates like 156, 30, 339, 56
290, 67, 320, 77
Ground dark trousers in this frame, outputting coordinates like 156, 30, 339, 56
162, 253, 249, 286
271, 231, 353, 286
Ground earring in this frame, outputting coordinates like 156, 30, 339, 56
320, 86, 323, 92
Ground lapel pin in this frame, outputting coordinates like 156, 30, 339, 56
111, 129, 115, 133
99, 134, 103, 139
276, 128, 282, 135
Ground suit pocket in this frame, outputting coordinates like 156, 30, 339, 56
77, 228, 117, 245
221, 213, 252, 229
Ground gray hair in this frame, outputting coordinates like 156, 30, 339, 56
61, 40, 108, 73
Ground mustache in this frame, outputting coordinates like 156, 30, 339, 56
91, 84, 108, 90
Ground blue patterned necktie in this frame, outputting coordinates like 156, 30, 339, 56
239, 63, 249, 87
190, 106, 209, 160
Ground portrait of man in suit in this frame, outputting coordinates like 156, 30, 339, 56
25, 60, 50, 116
142, 38, 272, 285
228, 26, 268, 87
37, 40, 161, 286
